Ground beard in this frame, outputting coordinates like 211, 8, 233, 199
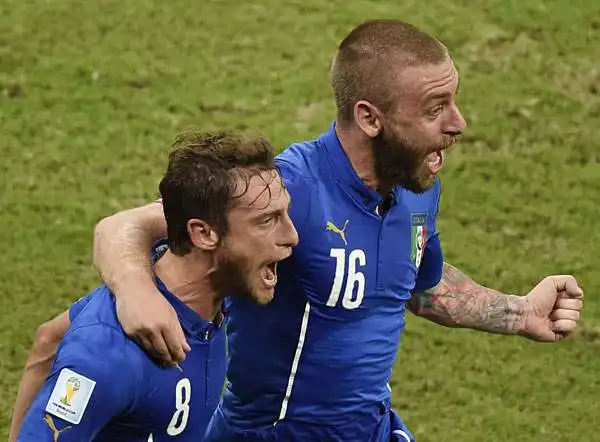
209, 247, 257, 303
373, 125, 457, 194
209, 244, 275, 306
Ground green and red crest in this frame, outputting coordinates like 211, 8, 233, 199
411, 213, 427, 268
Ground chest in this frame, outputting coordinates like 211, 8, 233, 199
115, 331, 227, 441
293, 184, 434, 313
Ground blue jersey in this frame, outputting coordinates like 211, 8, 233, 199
215, 122, 443, 440
18, 278, 227, 442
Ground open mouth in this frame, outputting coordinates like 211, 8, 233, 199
426, 150, 445, 174
427, 135, 460, 175
260, 261, 278, 289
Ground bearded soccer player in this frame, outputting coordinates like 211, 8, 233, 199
14, 132, 298, 442
20, 20, 584, 442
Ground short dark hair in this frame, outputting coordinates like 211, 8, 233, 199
159, 131, 276, 255
331, 19, 448, 121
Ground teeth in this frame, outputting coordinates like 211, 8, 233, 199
426, 150, 444, 172
263, 263, 277, 283
427, 152, 439, 165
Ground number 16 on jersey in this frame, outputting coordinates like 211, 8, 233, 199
326, 248, 366, 310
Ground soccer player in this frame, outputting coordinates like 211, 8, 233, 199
90, 20, 584, 442
14, 131, 298, 441
91, 21, 585, 441
30, 20, 584, 441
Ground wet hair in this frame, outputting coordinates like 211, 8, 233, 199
159, 131, 276, 255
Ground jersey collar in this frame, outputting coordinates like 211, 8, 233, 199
319, 121, 388, 212
155, 276, 221, 339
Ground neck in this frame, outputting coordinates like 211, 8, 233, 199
154, 249, 221, 322
335, 119, 389, 196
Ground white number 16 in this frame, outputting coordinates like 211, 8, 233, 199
326, 248, 366, 310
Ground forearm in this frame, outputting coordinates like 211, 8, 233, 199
10, 361, 52, 442
408, 262, 526, 335
9, 315, 69, 442
93, 201, 167, 297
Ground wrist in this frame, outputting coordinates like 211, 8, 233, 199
108, 269, 157, 301
513, 294, 530, 337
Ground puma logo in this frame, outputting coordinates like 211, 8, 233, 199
326, 219, 349, 246
44, 414, 72, 442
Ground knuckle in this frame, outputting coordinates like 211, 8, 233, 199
136, 323, 153, 333
148, 327, 163, 337
152, 346, 168, 356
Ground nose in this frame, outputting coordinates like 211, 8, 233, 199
443, 104, 467, 136
280, 213, 299, 248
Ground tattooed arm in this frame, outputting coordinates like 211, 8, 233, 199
408, 262, 527, 335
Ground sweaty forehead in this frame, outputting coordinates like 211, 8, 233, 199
234, 170, 287, 211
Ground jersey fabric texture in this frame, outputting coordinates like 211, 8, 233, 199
205, 122, 443, 441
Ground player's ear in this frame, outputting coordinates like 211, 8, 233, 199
354, 100, 382, 138
187, 219, 220, 251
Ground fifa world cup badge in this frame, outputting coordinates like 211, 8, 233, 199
46, 368, 96, 425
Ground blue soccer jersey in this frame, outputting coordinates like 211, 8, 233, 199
18, 277, 227, 442
211, 122, 443, 441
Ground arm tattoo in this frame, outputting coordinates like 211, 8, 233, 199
408, 262, 527, 335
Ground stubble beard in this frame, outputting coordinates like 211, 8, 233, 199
372, 125, 456, 194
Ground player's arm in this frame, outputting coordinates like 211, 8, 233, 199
407, 181, 582, 340
408, 262, 527, 335
408, 262, 584, 341
93, 200, 190, 364
405, 179, 527, 335
9, 312, 70, 442
16, 326, 137, 442
9, 296, 93, 442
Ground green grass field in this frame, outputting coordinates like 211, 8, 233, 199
2, 0, 599, 440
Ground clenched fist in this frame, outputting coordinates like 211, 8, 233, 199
520, 275, 584, 342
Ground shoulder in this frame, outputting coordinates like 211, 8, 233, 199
275, 136, 326, 182
61, 294, 146, 378
68, 285, 122, 333
44, 324, 144, 427
60, 322, 136, 366
50, 324, 144, 410
275, 138, 326, 233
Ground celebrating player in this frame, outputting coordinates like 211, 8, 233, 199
90, 19, 584, 442
90, 20, 584, 441
14, 131, 298, 441
17, 19, 584, 442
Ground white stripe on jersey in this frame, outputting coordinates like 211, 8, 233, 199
276, 301, 311, 422
393, 429, 411, 442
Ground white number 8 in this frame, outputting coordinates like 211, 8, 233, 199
167, 378, 191, 436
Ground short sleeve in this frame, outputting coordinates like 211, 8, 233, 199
413, 178, 444, 292
17, 325, 138, 442
68, 296, 91, 322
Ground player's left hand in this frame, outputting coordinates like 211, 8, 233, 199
520, 275, 584, 342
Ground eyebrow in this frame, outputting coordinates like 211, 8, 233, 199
250, 198, 292, 218
426, 77, 460, 102
427, 92, 451, 101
